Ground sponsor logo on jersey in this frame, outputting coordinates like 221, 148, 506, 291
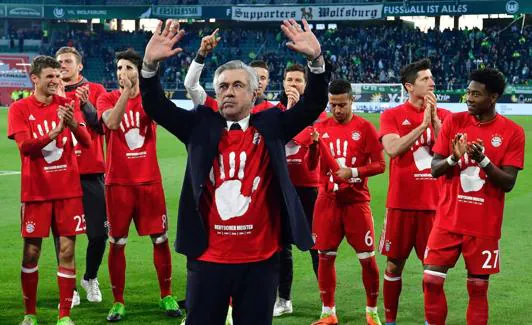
352, 131, 361, 141
402, 119, 411, 126
322, 132, 329, 138
29, 114, 36, 121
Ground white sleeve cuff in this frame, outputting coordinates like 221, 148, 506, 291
350, 167, 359, 178
307, 62, 325, 74
141, 69, 157, 79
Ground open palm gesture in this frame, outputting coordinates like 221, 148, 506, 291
144, 19, 186, 65
281, 19, 321, 61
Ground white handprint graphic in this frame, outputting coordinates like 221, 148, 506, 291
458, 152, 486, 193
120, 110, 147, 150
412, 128, 433, 171
328, 138, 359, 189
285, 140, 301, 157
33, 121, 67, 164
210, 151, 261, 221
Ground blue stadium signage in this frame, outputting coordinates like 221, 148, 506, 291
151, 6, 202, 18
231, 5, 383, 22
383, 0, 527, 16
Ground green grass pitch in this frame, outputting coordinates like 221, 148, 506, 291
0, 109, 531, 324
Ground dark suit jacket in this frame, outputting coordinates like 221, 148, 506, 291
140, 68, 329, 258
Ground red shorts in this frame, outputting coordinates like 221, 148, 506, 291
312, 194, 375, 252
424, 227, 500, 275
21, 197, 85, 238
105, 183, 167, 238
379, 208, 434, 261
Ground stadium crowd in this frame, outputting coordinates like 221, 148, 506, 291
37, 22, 531, 91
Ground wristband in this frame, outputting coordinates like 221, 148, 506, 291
142, 60, 159, 72
446, 155, 458, 166
308, 51, 323, 63
479, 156, 491, 168
350, 167, 359, 178
194, 53, 206, 64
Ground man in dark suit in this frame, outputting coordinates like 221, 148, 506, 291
139, 19, 329, 325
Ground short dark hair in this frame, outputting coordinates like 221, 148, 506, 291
115, 48, 142, 71
400, 58, 431, 89
328, 79, 353, 97
55, 46, 82, 64
249, 60, 268, 70
30, 55, 60, 76
469, 68, 506, 98
283, 63, 306, 80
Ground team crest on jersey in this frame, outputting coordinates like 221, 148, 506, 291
385, 240, 391, 252
25, 221, 36, 234
252, 131, 261, 145
491, 134, 503, 148
352, 131, 361, 141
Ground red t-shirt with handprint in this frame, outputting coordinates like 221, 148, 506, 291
65, 81, 106, 174
432, 112, 524, 239
96, 90, 162, 185
379, 101, 451, 210
7, 95, 83, 202
198, 125, 281, 263
314, 115, 383, 203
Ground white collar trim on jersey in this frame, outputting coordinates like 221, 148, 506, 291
226, 114, 250, 131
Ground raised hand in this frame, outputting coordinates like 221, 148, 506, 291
421, 100, 432, 128
144, 19, 185, 65
452, 133, 467, 160
198, 28, 221, 57
119, 70, 137, 91
311, 129, 319, 144
285, 86, 300, 109
76, 84, 89, 105
467, 139, 485, 163
281, 19, 321, 60
58, 101, 76, 128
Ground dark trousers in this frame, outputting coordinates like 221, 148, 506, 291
185, 253, 280, 325
278, 186, 319, 300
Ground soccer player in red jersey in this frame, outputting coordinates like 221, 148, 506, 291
55, 46, 108, 304
273, 63, 327, 317
311, 80, 385, 325
378, 59, 451, 325
184, 29, 275, 112
7, 56, 91, 325
424, 68, 525, 325
96, 49, 180, 321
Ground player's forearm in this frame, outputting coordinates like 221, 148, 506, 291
482, 164, 518, 192
81, 102, 104, 134
357, 151, 386, 178
184, 60, 207, 106
104, 89, 130, 130
431, 154, 454, 178
384, 125, 427, 158
69, 123, 91, 148
15, 132, 53, 156
305, 143, 319, 170
432, 117, 443, 138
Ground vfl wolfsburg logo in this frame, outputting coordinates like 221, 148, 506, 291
53, 8, 65, 18
506, 0, 519, 14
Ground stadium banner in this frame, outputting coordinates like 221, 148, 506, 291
149, 6, 202, 19
0, 54, 33, 107
383, 0, 528, 16
231, 5, 383, 22
5, 4, 43, 18
45, 6, 151, 20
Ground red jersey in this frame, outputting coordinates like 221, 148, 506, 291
198, 125, 281, 263
432, 112, 525, 239
7, 95, 83, 202
379, 101, 451, 210
96, 90, 162, 186
286, 112, 328, 187
315, 115, 383, 203
65, 81, 106, 175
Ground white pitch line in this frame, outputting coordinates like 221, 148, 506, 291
0, 170, 21, 176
